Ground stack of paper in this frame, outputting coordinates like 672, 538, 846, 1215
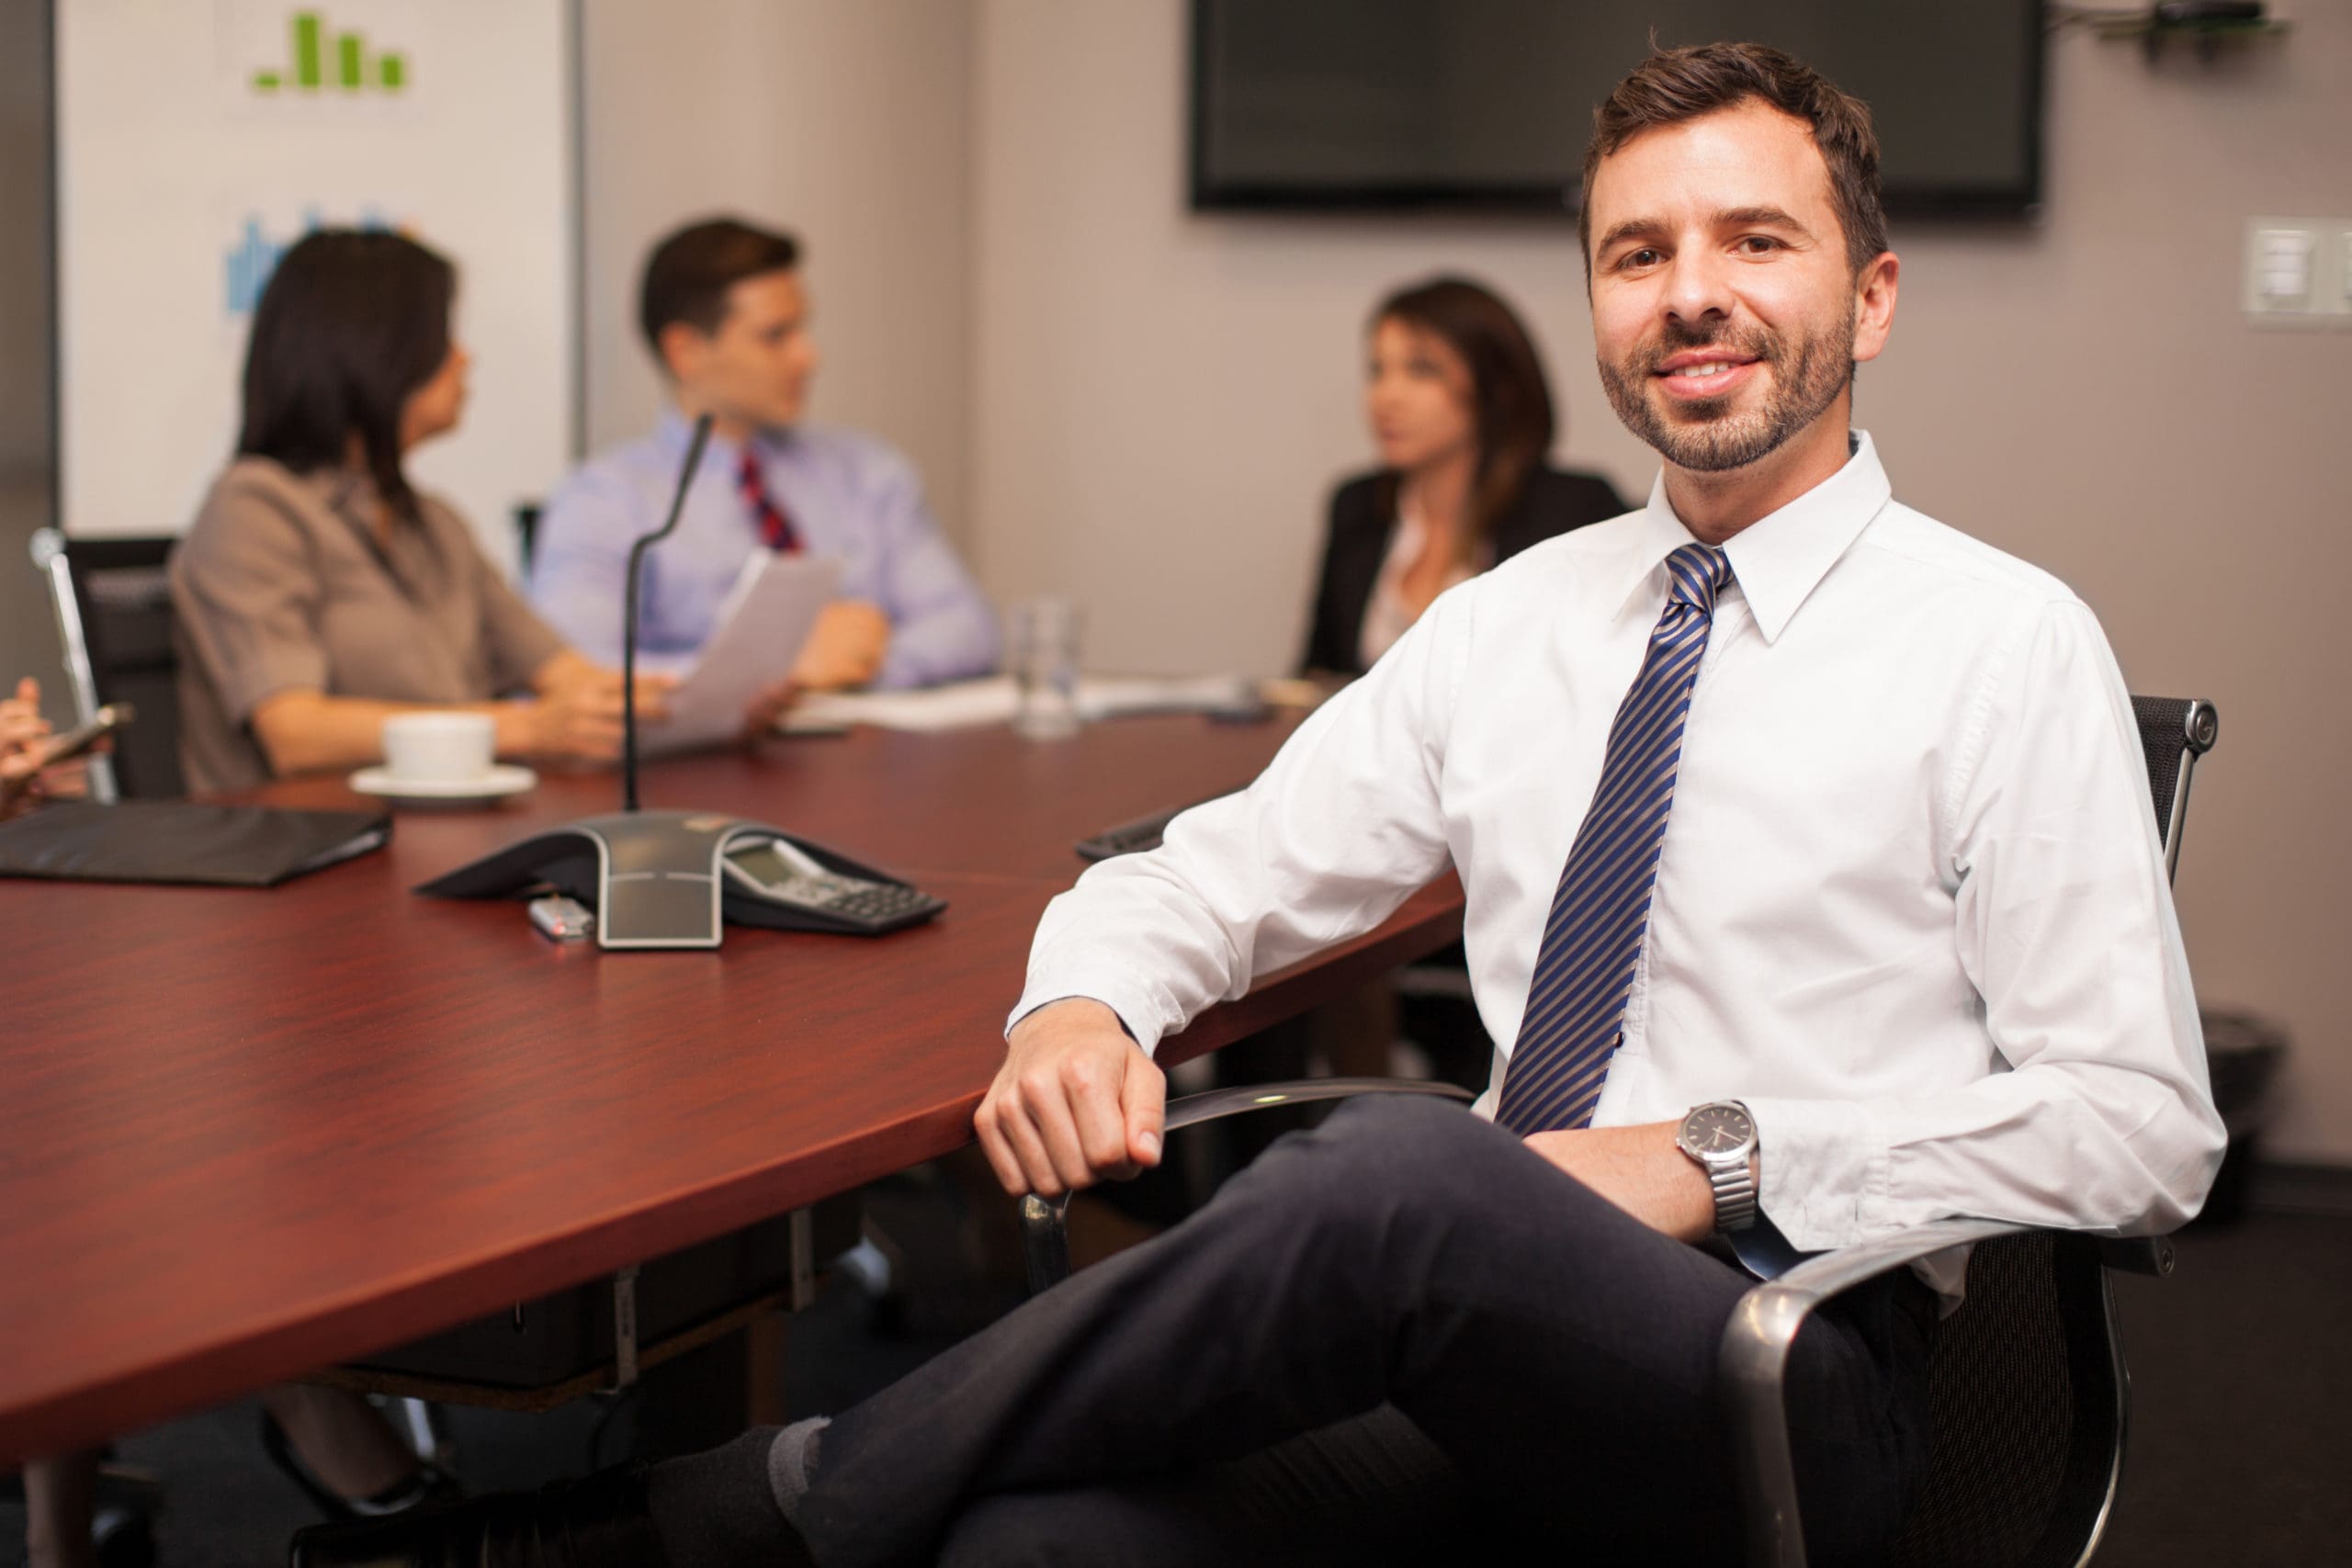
782, 673, 1263, 735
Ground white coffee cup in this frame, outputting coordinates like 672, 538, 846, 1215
381, 712, 496, 784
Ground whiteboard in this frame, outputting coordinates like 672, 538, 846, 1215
55, 0, 578, 574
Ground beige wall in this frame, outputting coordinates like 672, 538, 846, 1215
2, 2, 979, 710
580, 0, 976, 545
969, 2, 2352, 1162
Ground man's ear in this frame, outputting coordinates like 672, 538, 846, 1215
656, 321, 709, 384
1850, 251, 1900, 367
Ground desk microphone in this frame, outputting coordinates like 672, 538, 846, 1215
418, 412, 944, 947
623, 412, 712, 812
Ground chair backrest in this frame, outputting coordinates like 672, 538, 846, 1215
514, 502, 543, 579
31, 529, 187, 799
1889, 694, 2216, 1568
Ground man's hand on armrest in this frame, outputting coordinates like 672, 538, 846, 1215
977, 998, 1166, 1199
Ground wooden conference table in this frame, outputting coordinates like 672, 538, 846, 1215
0, 714, 1464, 1466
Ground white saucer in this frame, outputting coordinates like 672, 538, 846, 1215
348, 762, 537, 805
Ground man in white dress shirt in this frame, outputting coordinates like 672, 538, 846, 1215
297, 41, 2224, 1568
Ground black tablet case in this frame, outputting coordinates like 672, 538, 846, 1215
0, 800, 390, 887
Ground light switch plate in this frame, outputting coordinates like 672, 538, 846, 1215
2245, 217, 2352, 326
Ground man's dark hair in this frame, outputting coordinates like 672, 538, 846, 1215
1578, 41, 1889, 276
1372, 276, 1556, 566
237, 229, 455, 522
639, 217, 802, 363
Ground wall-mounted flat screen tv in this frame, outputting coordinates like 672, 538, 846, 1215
1191, 0, 2043, 218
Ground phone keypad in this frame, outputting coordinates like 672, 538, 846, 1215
826, 883, 935, 920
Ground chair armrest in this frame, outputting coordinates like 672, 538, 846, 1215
1019, 1077, 1475, 1293
1723, 1216, 2036, 1568
2095, 1235, 2176, 1277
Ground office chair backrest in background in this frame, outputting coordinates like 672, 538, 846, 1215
514, 502, 543, 579
1888, 695, 2217, 1568
31, 528, 187, 800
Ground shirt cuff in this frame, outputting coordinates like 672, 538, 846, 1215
1005, 973, 1180, 1056
1742, 1095, 1887, 1253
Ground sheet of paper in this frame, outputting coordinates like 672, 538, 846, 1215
648, 552, 843, 753
780, 673, 1262, 734
784, 677, 1021, 733
1077, 673, 1261, 720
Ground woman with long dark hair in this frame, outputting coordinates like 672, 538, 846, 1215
171, 230, 663, 793
1301, 276, 1627, 676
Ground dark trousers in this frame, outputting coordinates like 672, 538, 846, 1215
799, 1097, 1933, 1567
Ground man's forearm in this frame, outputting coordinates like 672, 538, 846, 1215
1521, 1122, 1728, 1244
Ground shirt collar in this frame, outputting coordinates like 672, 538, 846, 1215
1612, 429, 1893, 644
657, 408, 800, 468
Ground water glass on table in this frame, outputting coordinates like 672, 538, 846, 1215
1012, 598, 1083, 739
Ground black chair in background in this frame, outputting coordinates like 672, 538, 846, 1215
1021, 695, 2220, 1568
30, 528, 185, 800
513, 502, 542, 580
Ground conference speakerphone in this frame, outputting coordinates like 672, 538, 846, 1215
418, 810, 946, 947
413, 415, 945, 950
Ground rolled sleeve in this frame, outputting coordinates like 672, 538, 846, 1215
1746, 1095, 1885, 1252
171, 484, 331, 724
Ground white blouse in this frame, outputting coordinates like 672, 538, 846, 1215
1357, 509, 1487, 669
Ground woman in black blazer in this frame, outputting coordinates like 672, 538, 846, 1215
1301, 276, 1628, 677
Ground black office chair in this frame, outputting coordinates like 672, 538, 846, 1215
1021, 694, 2220, 1568
30, 528, 186, 800
513, 502, 543, 580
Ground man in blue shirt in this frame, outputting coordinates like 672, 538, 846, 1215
531, 218, 999, 698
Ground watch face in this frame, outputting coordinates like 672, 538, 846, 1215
1683, 1102, 1755, 1156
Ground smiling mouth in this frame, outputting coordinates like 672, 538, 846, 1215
1657, 359, 1754, 380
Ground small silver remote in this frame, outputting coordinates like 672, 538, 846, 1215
528, 893, 596, 942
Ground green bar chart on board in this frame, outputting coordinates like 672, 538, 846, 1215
251, 11, 411, 95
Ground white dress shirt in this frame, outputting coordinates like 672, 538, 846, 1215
1012, 433, 2224, 1294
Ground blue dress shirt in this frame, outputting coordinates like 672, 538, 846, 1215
529, 412, 1000, 688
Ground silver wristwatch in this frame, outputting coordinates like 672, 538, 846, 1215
1675, 1100, 1759, 1234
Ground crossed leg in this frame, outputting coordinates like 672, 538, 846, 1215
798, 1096, 1930, 1567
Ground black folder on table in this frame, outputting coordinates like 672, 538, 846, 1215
0, 801, 390, 888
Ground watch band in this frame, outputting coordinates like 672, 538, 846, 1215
1703, 1155, 1758, 1233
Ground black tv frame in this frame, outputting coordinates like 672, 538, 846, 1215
1186, 1, 2047, 220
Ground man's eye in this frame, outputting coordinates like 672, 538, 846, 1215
1737, 236, 1781, 254
1620, 248, 1661, 270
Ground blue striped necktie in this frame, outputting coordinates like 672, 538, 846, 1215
1497, 542, 1734, 1135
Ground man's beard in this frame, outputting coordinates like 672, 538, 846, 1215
1599, 308, 1856, 474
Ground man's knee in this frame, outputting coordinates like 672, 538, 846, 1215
1216, 1092, 1508, 1242
1286, 1092, 1502, 1190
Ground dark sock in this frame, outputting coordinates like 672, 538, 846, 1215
646, 1427, 811, 1568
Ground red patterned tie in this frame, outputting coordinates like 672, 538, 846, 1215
737, 447, 803, 553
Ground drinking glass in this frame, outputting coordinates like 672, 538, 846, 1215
1012, 597, 1083, 739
